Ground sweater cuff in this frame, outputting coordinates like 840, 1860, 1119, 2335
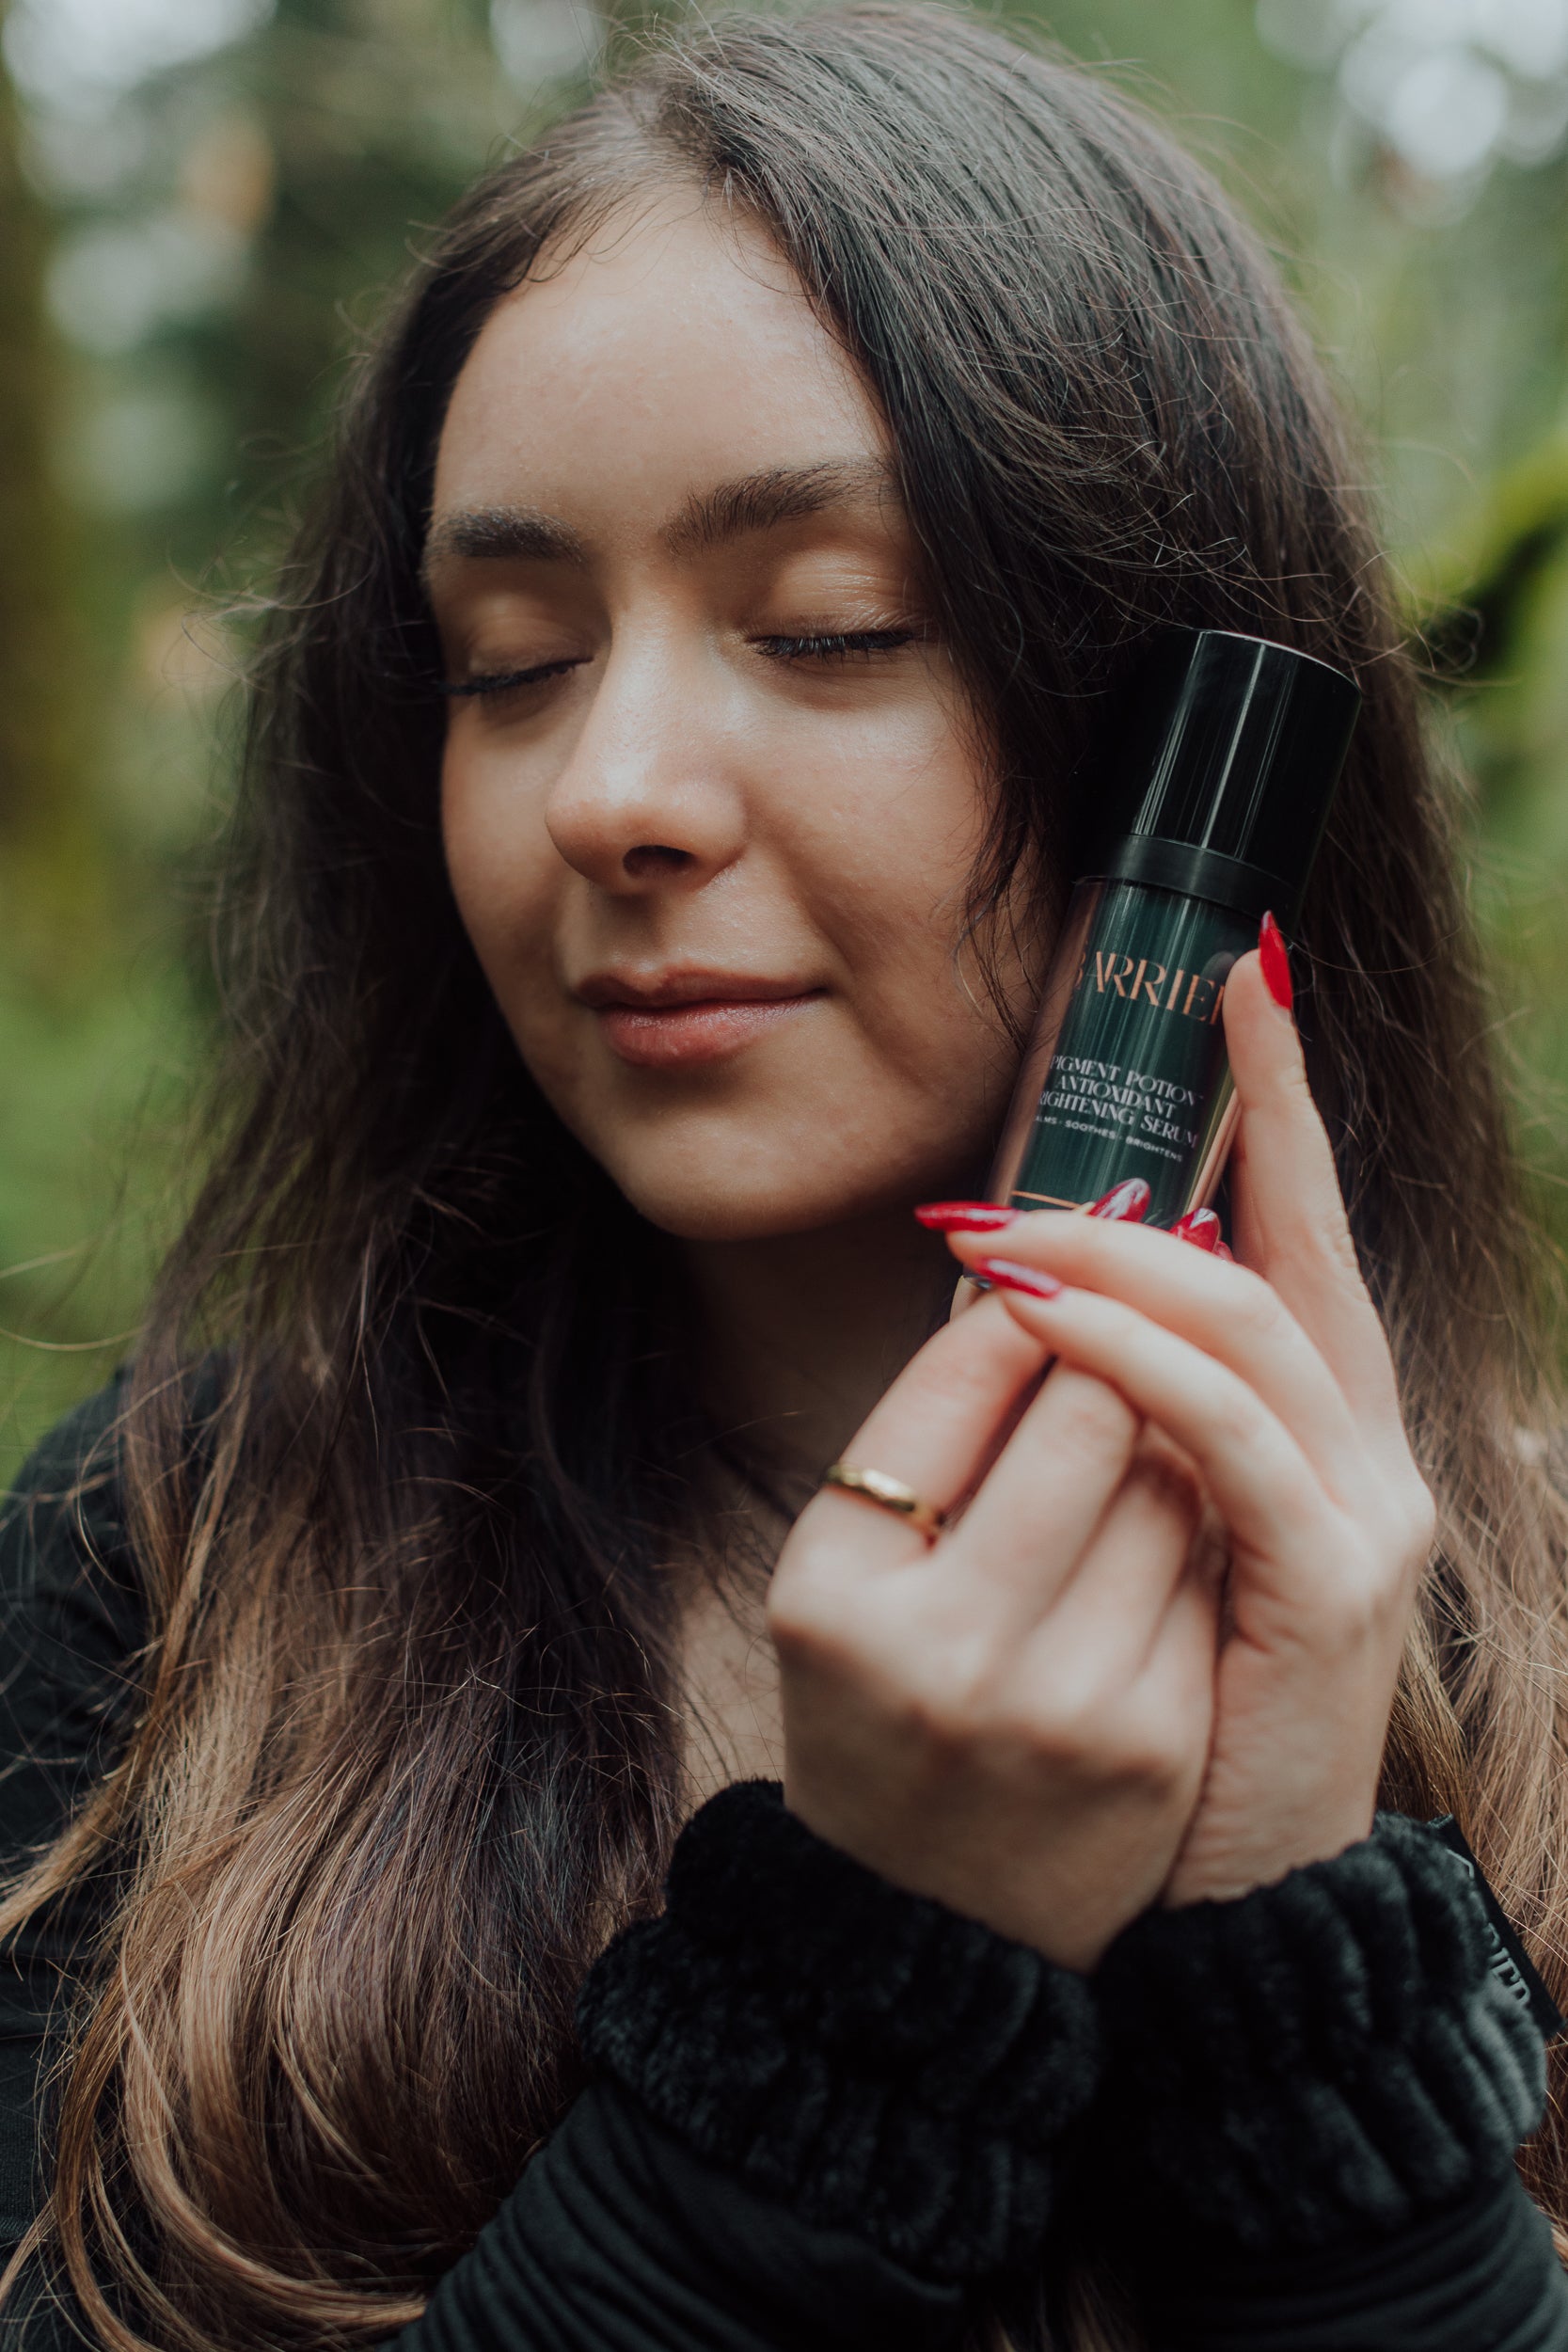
1094, 1813, 1548, 2254
575, 1780, 1101, 2280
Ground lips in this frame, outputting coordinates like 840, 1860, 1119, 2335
575, 969, 824, 1069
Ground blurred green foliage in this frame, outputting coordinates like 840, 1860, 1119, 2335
5, 0, 1568, 1480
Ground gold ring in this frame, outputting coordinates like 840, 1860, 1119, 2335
821, 1461, 945, 1544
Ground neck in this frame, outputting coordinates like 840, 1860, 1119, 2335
681, 1207, 955, 1494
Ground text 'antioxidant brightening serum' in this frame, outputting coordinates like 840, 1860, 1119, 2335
989, 629, 1361, 1230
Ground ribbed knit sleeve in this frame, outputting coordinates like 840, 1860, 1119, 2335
576, 1779, 1101, 2280
1093, 1813, 1548, 2254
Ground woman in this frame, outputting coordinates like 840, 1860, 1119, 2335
2, 8, 1565, 2347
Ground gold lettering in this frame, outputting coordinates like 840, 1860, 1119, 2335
1084, 947, 1220, 1021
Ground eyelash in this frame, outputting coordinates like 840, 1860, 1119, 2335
437, 629, 919, 699
752, 628, 919, 663
436, 658, 582, 698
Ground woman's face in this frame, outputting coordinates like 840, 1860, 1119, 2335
430, 196, 1032, 1242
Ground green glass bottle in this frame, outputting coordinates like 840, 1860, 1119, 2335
990, 632, 1360, 1228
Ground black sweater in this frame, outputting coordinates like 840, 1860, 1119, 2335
1, 1384, 1565, 2350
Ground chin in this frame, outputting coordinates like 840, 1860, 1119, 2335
619, 1181, 863, 1245
564, 1091, 1002, 1244
606, 1147, 966, 1245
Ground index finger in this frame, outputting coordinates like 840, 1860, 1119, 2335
1224, 946, 1402, 1431
797, 1292, 1053, 1569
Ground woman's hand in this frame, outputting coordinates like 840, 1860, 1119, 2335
942, 945, 1436, 1909
768, 1287, 1220, 1973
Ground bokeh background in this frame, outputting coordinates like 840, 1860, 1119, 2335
3, 0, 1568, 1481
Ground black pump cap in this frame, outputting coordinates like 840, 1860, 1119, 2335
1081, 630, 1361, 927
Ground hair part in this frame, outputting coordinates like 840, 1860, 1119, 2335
5, 9, 1567, 2347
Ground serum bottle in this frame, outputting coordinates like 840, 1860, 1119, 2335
990, 630, 1360, 1228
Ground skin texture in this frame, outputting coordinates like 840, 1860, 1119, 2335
432, 194, 1434, 1971
432, 197, 1027, 1252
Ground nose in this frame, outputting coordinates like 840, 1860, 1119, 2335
545, 639, 747, 895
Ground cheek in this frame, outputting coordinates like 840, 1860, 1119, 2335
440, 742, 561, 999
751, 793, 1029, 1208
780, 716, 1010, 1058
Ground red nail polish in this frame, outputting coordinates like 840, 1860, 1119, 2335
1170, 1207, 1222, 1252
1214, 1240, 1235, 1262
974, 1259, 1065, 1302
1259, 911, 1293, 1011
1086, 1178, 1150, 1223
913, 1200, 1019, 1232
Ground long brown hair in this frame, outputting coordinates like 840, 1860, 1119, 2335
5, 8, 1567, 2346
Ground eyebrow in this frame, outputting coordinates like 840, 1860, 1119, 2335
661, 457, 898, 554
421, 456, 901, 582
422, 503, 586, 576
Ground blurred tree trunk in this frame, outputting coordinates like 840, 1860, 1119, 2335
0, 4, 86, 880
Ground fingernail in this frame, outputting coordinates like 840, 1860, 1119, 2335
1259, 911, 1293, 1011
1086, 1177, 1150, 1223
914, 1200, 1019, 1232
974, 1259, 1066, 1302
1171, 1207, 1222, 1252
1214, 1240, 1235, 1262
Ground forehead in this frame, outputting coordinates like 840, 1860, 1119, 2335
432, 194, 891, 526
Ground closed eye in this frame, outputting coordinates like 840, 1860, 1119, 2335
440, 630, 922, 696
437, 657, 588, 697
752, 629, 919, 662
